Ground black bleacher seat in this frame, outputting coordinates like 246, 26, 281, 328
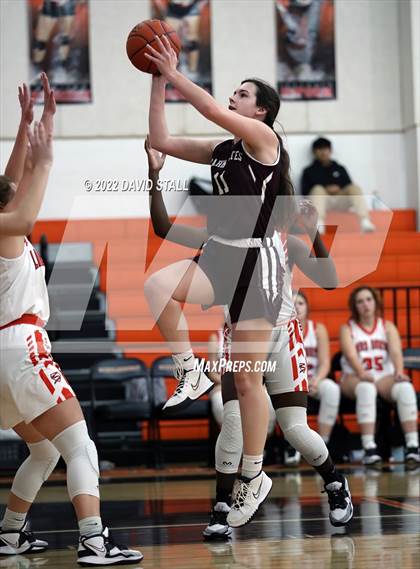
52, 341, 122, 371
90, 358, 155, 466
47, 311, 114, 340
150, 356, 212, 468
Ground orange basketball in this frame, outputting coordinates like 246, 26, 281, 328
126, 19, 181, 74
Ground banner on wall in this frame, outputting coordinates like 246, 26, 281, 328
276, 0, 336, 101
28, 0, 91, 104
151, 0, 212, 101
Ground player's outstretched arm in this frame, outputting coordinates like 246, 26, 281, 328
146, 136, 208, 248
0, 122, 53, 237
146, 35, 277, 154
149, 75, 219, 164
4, 83, 34, 185
287, 200, 338, 289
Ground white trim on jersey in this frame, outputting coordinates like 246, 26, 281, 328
240, 140, 280, 166
248, 164, 256, 183
261, 172, 273, 203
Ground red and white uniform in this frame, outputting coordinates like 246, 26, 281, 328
340, 318, 395, 381
303, 319, 318, 380
0, 239, 74, 430
219, 235, 308, 395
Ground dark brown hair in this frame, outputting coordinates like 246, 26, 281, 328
348, 286, 383, 322
295, 290, 309, 317
241, 78, 296, 230
0, 175, 14, 210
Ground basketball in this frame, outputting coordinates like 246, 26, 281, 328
126, 19, 181, 74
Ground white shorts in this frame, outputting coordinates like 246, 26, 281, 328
264, 319, 309, 395
0, 324, 75, 430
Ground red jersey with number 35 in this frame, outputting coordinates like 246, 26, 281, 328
340, 318, 394, 380
0, 238, 49, 326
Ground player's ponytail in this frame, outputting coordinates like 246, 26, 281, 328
241, 78, 297, 230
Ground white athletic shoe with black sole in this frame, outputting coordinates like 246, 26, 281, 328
203, 502, 232, 540
227, 471, 272, 528
77, 527, 143, 566
324, 475, 354, 527
0, 523, 48, 556
163, 369, 214, 415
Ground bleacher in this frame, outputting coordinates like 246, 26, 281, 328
25, 208, 419, 467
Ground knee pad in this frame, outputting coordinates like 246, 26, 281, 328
215, 400, 243, 474
355, 382, 377, 424
276, 407, 328, 467
52, 421, 99, 500
11, 439, 60, 503
391, 382, 418, 423
317, 379, 341, 426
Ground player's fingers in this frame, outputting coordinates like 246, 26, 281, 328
26, 124, 35, 147
38, 121, 47, 145
146, 43, 162, 58
161, 153, 166, 161
155, 35, 169, 54
160, 34, 172, 52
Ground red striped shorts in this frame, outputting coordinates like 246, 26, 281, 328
0, 321, 75, 429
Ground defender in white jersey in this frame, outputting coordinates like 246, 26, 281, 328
340, 286, 419, 467
0, 77, 142, 566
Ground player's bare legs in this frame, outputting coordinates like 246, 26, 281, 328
144, 259, 216, 413
227, 321, 273, 527
144, 259, 214, 353
230, 322, 272, 456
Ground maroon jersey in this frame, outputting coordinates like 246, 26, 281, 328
208, 138, 282, 239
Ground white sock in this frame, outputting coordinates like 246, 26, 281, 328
241, 454, 263, 480
361, 434, 376, 449
78, 516, 103, 538
405, 431, 419, 448
2, 508, 26, 531
173, 349, 195, 373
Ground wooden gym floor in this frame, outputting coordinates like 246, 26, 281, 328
0, 465, 419, 568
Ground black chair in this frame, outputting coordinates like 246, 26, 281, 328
90, 358, 155, 466
150, 356, 212, 468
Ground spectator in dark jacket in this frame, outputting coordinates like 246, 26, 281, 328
301, 137, 375, 233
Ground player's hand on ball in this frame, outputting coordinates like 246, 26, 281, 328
145, 135, 166, 172
18, 82, 34, 126
145, 34, 178, 78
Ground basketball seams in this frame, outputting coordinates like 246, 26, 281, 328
127, 20, 180, 73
